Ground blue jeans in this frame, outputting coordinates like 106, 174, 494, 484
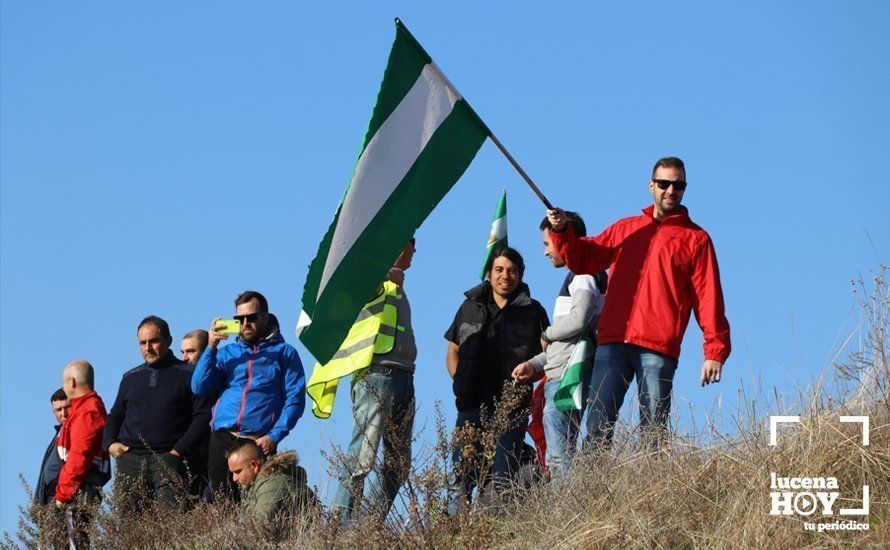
542, 358, 593, 477
585, 343, 677, 448
447, 407, 527, 515
332, 365, 415, 524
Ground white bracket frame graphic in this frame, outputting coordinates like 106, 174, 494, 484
839, 416, 870, 446
769, 416, 800, 446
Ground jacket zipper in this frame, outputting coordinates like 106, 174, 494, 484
235, 344, 258, 430
626, 221, 661, 344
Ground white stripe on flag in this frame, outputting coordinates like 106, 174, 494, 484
489, 217, 507, 242
318, 64, 461, 298
572, 381, 583, 410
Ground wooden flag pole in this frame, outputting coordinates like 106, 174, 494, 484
488, 132, 554, 210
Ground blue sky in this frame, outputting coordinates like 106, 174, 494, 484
1, 1, 887, 533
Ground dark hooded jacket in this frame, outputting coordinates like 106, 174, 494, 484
243, 451, 317, 524
34, 425, 63, 505
445, 282, 550, 412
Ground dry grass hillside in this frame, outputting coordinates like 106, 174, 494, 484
6, 267, 887, 549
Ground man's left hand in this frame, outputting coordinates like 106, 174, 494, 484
511, 362, 536, 383
701, 360, 723, 387
255, 435, 277, 456
55, 500, 66, 509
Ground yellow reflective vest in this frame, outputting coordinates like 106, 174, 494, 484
307, 281, 400, 419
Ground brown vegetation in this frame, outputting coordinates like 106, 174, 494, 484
6, 267, 887, 549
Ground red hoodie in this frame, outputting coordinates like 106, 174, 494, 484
55, 391, 110, 503
551, 205, 730, 363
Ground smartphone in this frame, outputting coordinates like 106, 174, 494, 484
216, 319, 241, 335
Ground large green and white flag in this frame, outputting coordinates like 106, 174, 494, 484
553, 335, 589, 411
299, 19, 490, 364
480, 190, 507, 279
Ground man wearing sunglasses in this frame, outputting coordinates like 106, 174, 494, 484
192, 291, 307, 502
546, 157, 730, 449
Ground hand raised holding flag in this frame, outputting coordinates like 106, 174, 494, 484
547, 208, 567, 231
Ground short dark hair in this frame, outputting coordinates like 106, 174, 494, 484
484, 246, 525, 277
652, 156, 686, 178
51, 388, 67, 402
137, 315, 172, 344
540, 211, 586, 237
235, 291, 269, 313
183, 329, 209, 350
225, 439, 265, 463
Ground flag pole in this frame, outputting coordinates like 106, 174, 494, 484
487, 132, 554, 210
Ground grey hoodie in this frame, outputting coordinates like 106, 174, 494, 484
528, 272, 605, 381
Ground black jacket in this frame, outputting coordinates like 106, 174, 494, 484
103, 351, 212, 454
34, 425, 62, 505
445, 282, 550, 412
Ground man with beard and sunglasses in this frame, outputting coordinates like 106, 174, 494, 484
192, 291, 306, 502
546, 157, 730, 449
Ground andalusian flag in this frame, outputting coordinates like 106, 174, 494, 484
299, 19, 490, 364
480, 190, 507, 279
553, 335, 589, 411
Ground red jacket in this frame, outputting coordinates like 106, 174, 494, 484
551, 205, 730, 363
55, 391, 110, 503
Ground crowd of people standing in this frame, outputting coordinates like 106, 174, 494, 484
33, 156, 730, 545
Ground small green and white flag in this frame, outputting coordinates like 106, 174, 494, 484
299, 19, 491, 364
480, 190, 507, 279
553, 335, 589, 411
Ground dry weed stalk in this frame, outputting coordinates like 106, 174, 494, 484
5, 267, 888, 548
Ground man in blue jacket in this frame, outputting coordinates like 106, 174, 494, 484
192, 290, 306, 502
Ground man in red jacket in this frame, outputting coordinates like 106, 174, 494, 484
547, 157, 730, 447
55, 360, 111, 547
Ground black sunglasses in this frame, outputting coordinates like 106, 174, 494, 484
652, 178, 687, 191
234, 312, 264, 324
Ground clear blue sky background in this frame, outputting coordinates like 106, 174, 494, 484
2, 1, 887, 534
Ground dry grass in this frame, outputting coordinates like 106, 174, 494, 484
5, 267, 888, 549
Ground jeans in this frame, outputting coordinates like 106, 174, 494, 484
332, 365, 415, 525
447, 407, 528, 515
115, 452, 186, 513
542, 357, 593, 477
585, 343, 678, 448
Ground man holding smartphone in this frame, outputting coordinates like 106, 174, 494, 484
191, 291, 306, 502
546, 157, 730, 448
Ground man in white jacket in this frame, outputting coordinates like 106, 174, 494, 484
513, 212, 606, 477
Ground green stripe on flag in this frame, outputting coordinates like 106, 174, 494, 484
480, 190, 507, 279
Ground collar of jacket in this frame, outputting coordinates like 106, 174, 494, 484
255, 450, 305, 483
464, 281, 533, 308
68, 390, 98, 412
236, 328, 285, 350
642, 204, 691, 225
146, 350, 180, 370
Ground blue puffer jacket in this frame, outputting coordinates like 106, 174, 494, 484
192, 331, 306, 443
